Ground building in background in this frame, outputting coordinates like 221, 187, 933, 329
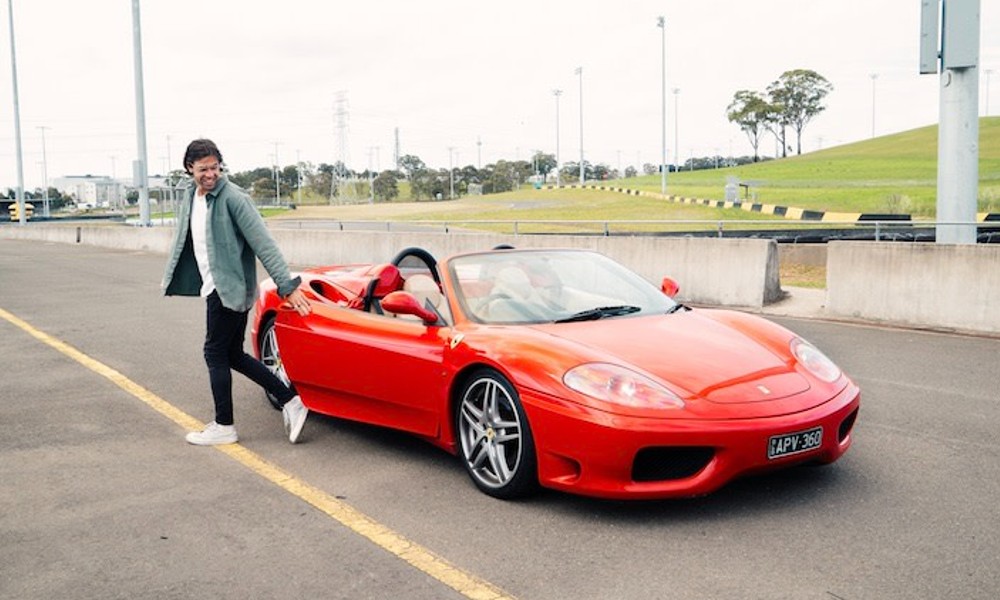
52, 175, 124, 209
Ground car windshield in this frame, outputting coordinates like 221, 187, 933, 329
448, 249, 679, 324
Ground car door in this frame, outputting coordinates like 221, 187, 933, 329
276, 303, 448, 437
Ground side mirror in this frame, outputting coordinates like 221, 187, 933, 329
381, 291, 439, 324
660, 277, 680, 298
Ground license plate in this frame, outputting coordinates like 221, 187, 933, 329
768, 427, 823, 460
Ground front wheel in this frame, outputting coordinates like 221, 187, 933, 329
456, 369, 538, 499
258, 315, 291, 410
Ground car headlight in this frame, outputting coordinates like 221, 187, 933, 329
563, 363, 684, 409
791, 338, 842, 383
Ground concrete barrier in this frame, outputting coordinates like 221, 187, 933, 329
827, 241, 1000, 334
0, 223, 173, 252
0, 224, 781, 309
276, 230, 781, 308
8, 224, 1000, 332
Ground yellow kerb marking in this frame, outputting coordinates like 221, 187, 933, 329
0, 306, 515, 600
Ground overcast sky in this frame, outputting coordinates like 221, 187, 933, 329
1, 0, 998, 190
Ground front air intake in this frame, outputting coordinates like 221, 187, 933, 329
632, 447, 714, 482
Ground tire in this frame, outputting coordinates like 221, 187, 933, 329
258, 315, 291, 410
455, 368, 538, 499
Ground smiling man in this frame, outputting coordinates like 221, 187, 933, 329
162, 139, 311, 446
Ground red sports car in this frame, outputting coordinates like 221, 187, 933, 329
251, 247, 860, 500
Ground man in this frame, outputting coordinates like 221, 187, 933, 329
162, 139, 310, 445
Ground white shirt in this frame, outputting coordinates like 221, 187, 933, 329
190, 191, 216, 297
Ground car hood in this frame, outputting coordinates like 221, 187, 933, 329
536, 310, 810, 405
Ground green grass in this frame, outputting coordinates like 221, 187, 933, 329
612, 117, 1000, 217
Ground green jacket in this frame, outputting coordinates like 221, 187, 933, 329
162, 176, 301, 312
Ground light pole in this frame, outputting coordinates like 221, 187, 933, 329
131, 0, 151, 226
672, 88, 680, 173
7, 0, 26, 225
37, 125, 49, 217
657, 16, 667, 196
553, 89, 562, 186
870, 73, 878, 138
575, 67, 584, 184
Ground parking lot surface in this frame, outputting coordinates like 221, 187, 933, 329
2, 238, 999, 599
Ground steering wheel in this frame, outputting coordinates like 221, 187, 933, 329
390, 247, 441, 285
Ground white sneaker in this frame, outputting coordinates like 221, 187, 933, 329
282, 395, 308, 444
186, 422, 238, 446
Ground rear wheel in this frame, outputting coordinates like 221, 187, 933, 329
456, 369, 538, 499
258, 315, 290, 410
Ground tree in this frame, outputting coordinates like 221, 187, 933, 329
727, 90, 770, 162
487, 160, 518, 194
229, 167, 272, 190
459, 165, 482, 185
591, 163, 612, 181
373, 170, 399, 202
410, 169, 445, 200
531, 151, 557, 178
311, 164, 334, 197
398, 155, 426, 181
762, 96, 790, 158
281, 164, 300, 193
252, 176, 275, 201
766, 69, 833, 155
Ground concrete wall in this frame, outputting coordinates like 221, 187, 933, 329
0, 224, 781, 309
6, 224, 1000, 333
827, 241, 1000, 334
0, 223, 173, 253
273, 229, 780, 307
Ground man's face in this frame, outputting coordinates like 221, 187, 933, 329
190, 156, 221, 194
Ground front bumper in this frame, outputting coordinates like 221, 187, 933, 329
523, 382, 861, 500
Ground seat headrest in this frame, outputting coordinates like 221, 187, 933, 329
369, 264, 404, 297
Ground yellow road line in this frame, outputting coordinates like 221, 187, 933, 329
0, 306, 515, 600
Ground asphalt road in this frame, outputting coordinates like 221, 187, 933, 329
2, 238, 998, 600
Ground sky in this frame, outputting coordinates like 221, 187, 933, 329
1, 0, 999, 191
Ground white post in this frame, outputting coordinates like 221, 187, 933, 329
657, 17, 667, 195
7, 0, 25, 225
936, 66, 980, 243
131, 0, 150, 226
576, 67, 584, 184
934, 0, 980, 244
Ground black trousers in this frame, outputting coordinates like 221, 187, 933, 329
204, 291, 295, 425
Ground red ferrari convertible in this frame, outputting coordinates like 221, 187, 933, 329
250, 247, 860, 500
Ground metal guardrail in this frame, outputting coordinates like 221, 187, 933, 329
268, 219, 1000, 242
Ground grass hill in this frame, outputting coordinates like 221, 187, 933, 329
619, 116, 1000, 217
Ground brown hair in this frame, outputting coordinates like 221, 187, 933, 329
183, 139, 224, 174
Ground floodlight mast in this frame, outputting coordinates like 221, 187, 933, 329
7, 0, 25, 226
921, 0, 981, 244
576, 67, 584, 184
657, 16, 667, 196
131, 0, 151, 226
